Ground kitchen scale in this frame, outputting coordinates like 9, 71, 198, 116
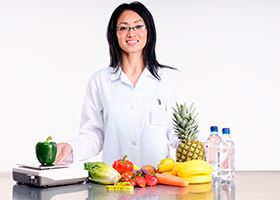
12, 163, 89, 187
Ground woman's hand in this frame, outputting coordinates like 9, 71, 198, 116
54, 142, 73, 164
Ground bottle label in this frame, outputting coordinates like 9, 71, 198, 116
205, 137, 220, 165
205, 136, 221, 178
220, 142, 234, 170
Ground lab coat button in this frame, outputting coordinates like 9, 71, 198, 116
130, 105, 135, 109
132, 140, 137, 146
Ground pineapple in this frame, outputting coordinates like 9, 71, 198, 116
173, 102, 206, 162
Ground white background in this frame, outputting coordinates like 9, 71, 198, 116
0, 0, 279, 172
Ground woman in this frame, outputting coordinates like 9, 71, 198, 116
55, 1, 184, 167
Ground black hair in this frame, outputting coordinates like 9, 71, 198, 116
107, 1, 175, 80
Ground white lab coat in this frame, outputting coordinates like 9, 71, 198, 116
67, 66, 186, 167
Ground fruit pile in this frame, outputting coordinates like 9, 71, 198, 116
84, 155, 214, 191
84, 155, 160, 190
112, 155, 159, 188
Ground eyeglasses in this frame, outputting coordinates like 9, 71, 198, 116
116, 25, 146, 33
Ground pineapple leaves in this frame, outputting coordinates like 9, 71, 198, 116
172, 102, 199, 141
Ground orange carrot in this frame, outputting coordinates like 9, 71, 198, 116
155, 173, 189, 187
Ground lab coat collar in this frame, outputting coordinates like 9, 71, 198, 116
109, 66, 159, 82
109, 66, 122, 82
142, 67, 159, 80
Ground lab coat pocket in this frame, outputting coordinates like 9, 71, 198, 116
149, 108, 169, 126
147, 106, 169, 148
149, 97, 169, 126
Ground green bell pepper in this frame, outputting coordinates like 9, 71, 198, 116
36, 136, 57, 166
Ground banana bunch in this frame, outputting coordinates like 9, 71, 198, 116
177, 159, 213, 184
157, 158, 214, 184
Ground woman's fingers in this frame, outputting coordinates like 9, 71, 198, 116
55, 143, 72, 164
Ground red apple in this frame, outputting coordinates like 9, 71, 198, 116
141, 165, 156, 174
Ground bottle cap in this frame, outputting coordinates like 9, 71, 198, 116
222, 128, 230, 134
210, 126, 218, 132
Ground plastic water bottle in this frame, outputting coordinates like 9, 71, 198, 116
221, 180, 236, 200
205, 126, 221, 178
213, 178, 221, 200
219, 128, 235, 181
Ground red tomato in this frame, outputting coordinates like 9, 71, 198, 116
145, 173, 158, 186
141, 165, 156, 174
129, 179, 136, 187
121, 171, 135, 182
135, 176, 146, 188
112, 155, 133, 174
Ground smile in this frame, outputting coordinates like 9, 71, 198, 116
126, 40, 139, 44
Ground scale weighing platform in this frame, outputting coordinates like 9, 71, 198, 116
12, 163, 89, 187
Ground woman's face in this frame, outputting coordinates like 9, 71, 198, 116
116, 10, 147, 55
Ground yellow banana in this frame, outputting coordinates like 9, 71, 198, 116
177, 164, 213, 177
183, 159, 210, 168
170, 162, 186, 175
157, 162, 176, 173
176, 159, 213, 177
183, 174, 212, 184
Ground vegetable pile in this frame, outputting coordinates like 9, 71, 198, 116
84, 155, 198, 191
112, 155, 159, 188
84, 155, 159, 189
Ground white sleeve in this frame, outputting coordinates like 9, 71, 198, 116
66, 77, 104, 162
